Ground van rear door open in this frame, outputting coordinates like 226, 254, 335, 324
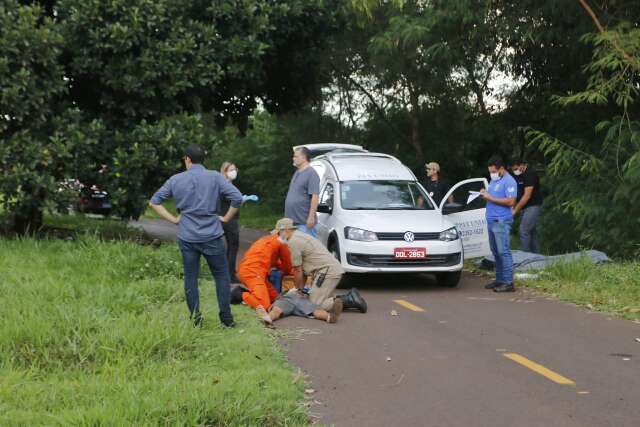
440, 178, 491, 259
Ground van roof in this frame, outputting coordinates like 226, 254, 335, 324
316, 152, 416, 181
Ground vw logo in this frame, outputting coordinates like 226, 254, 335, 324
403, 231, 415, 242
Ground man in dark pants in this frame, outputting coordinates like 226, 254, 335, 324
150, 144, 243, 327
511, 160, 543, 253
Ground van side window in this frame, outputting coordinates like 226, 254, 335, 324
320, 183, 334, 209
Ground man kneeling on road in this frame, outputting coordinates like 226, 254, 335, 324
234, 228, 293, 324
275, 218, 368, 313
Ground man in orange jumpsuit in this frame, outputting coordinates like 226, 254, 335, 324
236, 226, 294, 322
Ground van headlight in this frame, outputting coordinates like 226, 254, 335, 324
344, 227, 378, 242
439, 227, 459, 241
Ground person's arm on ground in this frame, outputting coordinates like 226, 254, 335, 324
149, 179, 180, 224
512, 186, 533, 215
218, 175, 243, 223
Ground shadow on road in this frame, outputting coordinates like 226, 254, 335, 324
340, 272, 459, 293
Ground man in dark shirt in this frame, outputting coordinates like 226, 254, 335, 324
511, 160, 543, 253
150, 144, 243, 328
420, 161, 450, 206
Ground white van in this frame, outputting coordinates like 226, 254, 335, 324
299, 144, 490, 287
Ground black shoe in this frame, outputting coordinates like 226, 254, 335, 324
484, 281, 499, 289
337, 288, 368, 313
222, 319, 236, 328
193, 315, 203, 328
493, 283, 515, 293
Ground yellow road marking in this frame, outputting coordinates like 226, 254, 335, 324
503, 353, 575, 385
393, 299, 425, 312
577, 391, 590, 395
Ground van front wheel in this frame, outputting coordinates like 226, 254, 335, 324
328, 239, 341, 262
436, 271, 461, 288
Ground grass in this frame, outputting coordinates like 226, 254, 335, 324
520, 257, 640, 321
0, 236, 309, 426
44, 213, 145, 241
143, 201, 281, 231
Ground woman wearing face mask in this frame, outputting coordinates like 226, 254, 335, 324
219, 161, 241, 283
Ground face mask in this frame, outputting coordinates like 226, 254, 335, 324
490, 172, 500, 181
227, 170, 237, 180
513, 170, 522, 176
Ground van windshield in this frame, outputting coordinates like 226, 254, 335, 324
340, 180, 435, 210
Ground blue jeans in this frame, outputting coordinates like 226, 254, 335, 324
488, 218, 514, 284
296, 224, 317, 238
520, 205, 542, 254
178, 237, 233, 323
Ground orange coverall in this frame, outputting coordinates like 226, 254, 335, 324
237, 234, 292, 309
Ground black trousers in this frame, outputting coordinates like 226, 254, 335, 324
222, 219, 240, 281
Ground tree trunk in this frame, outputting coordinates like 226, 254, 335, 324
409, 87, 425, 165
12, 206, 43, 235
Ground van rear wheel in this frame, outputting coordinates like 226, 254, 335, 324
436, 271, 461, 288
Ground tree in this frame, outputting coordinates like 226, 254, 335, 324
528, 6, 640, 258
0, 0, 67, 233
1, 0, 345, 230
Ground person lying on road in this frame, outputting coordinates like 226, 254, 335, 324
264, 288, 343, 325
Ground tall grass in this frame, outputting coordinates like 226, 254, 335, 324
524, 257, 640, 320
0, 237, 308, 426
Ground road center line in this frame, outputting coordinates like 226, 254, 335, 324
503, 353, 575, 385
393, 299, 425, 312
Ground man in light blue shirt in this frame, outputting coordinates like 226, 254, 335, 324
480, 157, 518, 292
150, 144, 243, 327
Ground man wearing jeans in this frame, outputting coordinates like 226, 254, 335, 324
511, 160, 543, 253
150, 144, 243, 327
481, 157, 518, 293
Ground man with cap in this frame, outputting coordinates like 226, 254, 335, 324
420, 161, 451, 206
234, 221, 293, 323
150, 143, 243, 328
274, 218, 368, 313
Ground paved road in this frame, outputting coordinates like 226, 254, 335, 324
135, 219, 640, 427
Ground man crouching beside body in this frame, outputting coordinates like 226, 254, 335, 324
276, 218, 367, 315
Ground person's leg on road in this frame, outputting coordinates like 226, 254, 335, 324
296, 224, 317, 238
520, 205, 542, 254
178, 240, 202, 325
238, 274, 274, 309
201, 237, 234, 325
309, 274, 341, 311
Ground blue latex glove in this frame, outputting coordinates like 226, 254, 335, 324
242, 194, 259, 203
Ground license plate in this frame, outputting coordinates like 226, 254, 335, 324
394, 248, 427, 259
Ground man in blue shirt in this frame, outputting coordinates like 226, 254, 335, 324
480, 157, 518, 292
150, 144, 243, 327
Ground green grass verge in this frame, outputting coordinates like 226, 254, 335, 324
143, 201, 280, 231
521, 258, 640, 321
0, 237, 308, 425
